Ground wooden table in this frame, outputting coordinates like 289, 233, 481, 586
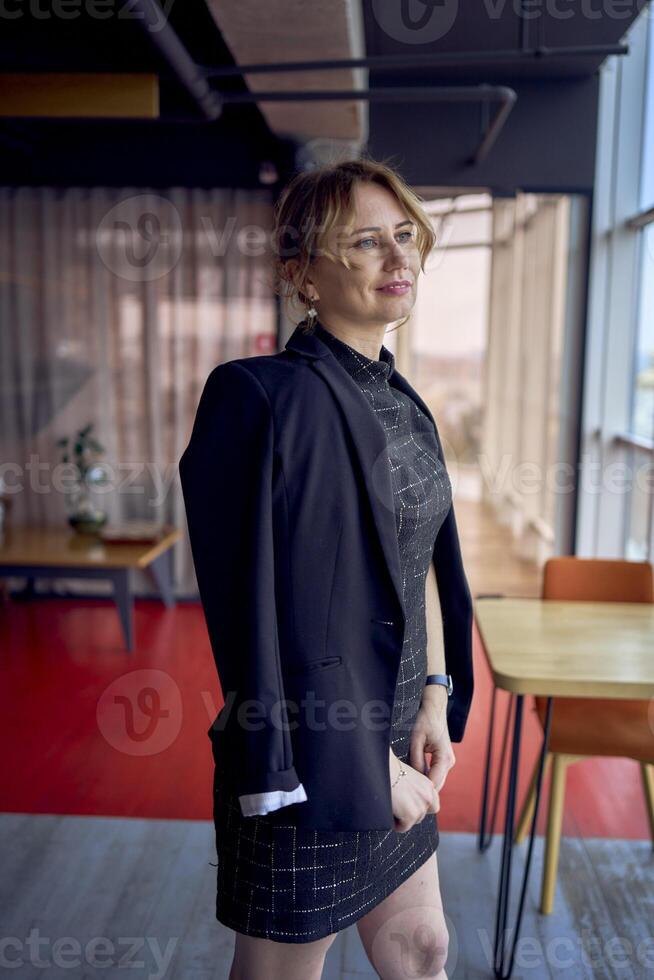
474, 596, 654, 979
0, 525, 182, 652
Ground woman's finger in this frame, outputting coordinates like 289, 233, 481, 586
409, 735, 425, 773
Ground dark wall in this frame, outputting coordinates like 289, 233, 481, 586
368, 76, 600, 195
0, 105, 293, 189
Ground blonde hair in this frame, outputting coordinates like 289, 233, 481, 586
271, 155, 437, 333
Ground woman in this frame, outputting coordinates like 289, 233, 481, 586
179, 158, 474, 980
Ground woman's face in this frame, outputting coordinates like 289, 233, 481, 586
304, 182, 422, 330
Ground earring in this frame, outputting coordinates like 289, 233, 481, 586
305, 297, 318, 327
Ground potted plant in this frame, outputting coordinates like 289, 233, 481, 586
56, 424, 109, 535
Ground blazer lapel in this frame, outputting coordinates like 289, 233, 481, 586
284, 325, 406, 624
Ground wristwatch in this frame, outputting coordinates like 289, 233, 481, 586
425, 673, 453, 696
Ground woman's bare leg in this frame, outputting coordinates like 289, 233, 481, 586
355, 851, 450, 980
229, 928, 339, 980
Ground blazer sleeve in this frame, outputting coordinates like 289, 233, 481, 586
431, 427, 475, 743
179, 360, 307, 817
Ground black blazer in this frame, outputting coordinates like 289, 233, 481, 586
179, 323, 474, 831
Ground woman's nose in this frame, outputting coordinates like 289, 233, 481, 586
384, 241, 411, 271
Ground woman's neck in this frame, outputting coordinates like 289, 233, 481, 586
314, 316, 386, 361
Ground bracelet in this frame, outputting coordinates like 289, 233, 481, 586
391, 760, 407, 789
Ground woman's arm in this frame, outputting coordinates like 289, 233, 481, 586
180, 361, 307, 818
388, 563, 448, 776
421, 560, 449, 727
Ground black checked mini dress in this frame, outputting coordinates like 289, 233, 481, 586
210, 321, 453, 942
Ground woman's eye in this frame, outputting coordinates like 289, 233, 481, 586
354, 231, 415, 250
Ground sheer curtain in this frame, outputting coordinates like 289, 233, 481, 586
482, 192, 588, 564
0, 186, 277, 596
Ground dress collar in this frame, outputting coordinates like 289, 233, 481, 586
311, 320, 395, 385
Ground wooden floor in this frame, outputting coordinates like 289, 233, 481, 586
3, 495, 653, 978
453, 497, 543, 600
3, 813, 653, 980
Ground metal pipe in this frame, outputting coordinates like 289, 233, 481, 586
131, 0, 223, 121
472, 85, 517, 165
201, 43, 629, 78
221, 84, 516, 104
221, 84, 517, 166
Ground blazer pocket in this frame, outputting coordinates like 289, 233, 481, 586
287, 655, 343, 676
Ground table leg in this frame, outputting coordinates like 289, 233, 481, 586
108, 569, 134, 652
478, 688, 515, 852
492, 694, 553, 979
148, 550, 175, 608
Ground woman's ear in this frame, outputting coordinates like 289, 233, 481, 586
303, 273, 320, 303
281, 259, 298, 286
282, 259, 320, 305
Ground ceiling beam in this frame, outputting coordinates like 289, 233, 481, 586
205, 0, 367, 142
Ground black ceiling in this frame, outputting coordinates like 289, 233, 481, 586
363, 1, 646, 81
0, 0, 650, 191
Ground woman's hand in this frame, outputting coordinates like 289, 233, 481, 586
389, 749, 439, 833
409, 686, 456, 803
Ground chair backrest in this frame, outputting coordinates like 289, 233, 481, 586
542, 556, 653, 603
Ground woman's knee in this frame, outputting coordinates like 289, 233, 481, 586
393, 918, 449, 979
424, 920, 449, 977
360, 911, 450, 980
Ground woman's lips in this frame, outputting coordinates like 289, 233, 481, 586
377, 283, 411, 296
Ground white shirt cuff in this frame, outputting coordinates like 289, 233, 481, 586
238, 782, 308, 817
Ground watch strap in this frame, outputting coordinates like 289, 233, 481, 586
425, 673, 453, 696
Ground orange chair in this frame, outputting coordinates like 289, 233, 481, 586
515, 556, 654, 914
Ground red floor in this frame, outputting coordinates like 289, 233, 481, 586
0, 596, 651, 838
